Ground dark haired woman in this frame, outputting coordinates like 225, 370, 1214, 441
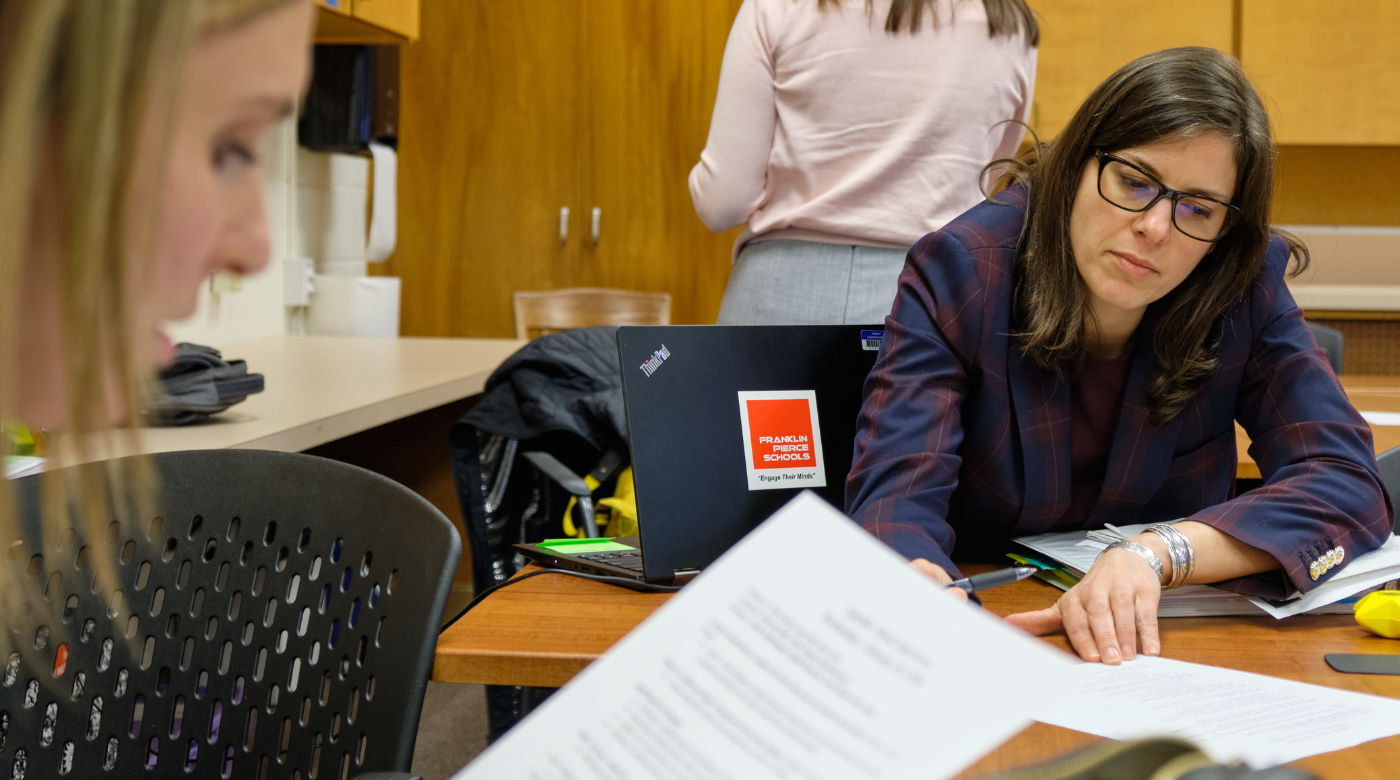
845, 46, 1393, 663
690, 0, 1038, 325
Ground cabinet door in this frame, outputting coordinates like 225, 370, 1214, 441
1242, 0, 1400, 145
1031, 0, 1234, 139
394, 0, 583, 337
353, 0, 419, 41
579, 0, 745, 325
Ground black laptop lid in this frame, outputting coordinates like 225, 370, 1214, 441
617, 325, 882, 581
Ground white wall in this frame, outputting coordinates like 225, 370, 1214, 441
165, 117, 374, 351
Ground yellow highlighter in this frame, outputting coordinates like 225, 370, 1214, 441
1354, 590, 1400, 639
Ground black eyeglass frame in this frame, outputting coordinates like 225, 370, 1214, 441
1093, 149, 1242, 243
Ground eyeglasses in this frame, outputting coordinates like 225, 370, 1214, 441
1094, 150, 1241, 242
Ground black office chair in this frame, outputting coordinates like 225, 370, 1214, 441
0, 450, 458, 779
1306, 321, 1344, 375
1378, 446, 1400, 534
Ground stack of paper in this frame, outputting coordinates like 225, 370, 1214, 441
1013, 523, 1400, 618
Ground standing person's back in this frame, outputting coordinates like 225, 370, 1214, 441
691, 0, 1037, 325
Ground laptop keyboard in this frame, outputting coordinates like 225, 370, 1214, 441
576, 551, 644, 572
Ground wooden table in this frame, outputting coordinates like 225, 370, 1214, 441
435, 563, 1400, 777
1236, 376, 1400, 479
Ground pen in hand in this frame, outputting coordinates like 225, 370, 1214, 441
945, 566, 1038, 594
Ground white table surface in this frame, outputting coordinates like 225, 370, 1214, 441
135, 335, 524, 455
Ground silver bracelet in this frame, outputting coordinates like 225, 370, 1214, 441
1101, 540, 1164, 584
1147, 524, 1195, 589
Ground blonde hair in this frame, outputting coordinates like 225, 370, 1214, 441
0, 0, 300, 682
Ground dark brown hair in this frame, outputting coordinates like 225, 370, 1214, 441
816, 0, 1039, 43
997, 46, 1306, 424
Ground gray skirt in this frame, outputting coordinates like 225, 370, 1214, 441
716, 239, 908, 325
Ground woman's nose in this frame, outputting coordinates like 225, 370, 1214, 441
1132, 198, 1175, 242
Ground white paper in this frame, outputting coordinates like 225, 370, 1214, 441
366, 141, 397, 262
1016, 526, 1400, 619
455, 492, 1073, 780
1359, 410, 1400, 427
1036, 656, 1400, 767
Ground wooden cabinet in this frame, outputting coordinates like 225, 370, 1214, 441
1029, 0, 1234, 140
576, 0, 742, 320
394, 0, 584, 337
315, 0, 419, 44
392, 0, 744, 338
1241, 0, 1400, 145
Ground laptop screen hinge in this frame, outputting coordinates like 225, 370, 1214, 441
671, 568, 701, 585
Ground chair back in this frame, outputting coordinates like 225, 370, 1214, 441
512, 288, 670, 340
1378, 446, 1400, 534
0, 450, 458, 779
1307, 321, 1345, 374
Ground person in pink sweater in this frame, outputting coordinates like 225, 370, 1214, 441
691, 0, 1038, 325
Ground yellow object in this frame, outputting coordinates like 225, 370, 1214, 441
1354, 590, 1400, 639
562, 467, 638, 539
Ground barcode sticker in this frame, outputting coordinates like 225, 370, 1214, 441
860, 330, 884, 351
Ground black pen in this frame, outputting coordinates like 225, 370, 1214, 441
945, 566, 1038, 594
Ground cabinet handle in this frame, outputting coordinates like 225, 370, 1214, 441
591, 207, 601, 245
559, 207, 570, 244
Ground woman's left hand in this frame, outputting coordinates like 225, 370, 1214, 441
1005, 542, 1165, 663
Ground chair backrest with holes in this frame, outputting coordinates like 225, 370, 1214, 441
0, 449, 459, 779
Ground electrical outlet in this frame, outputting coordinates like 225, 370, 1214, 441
283, 258, 315, 306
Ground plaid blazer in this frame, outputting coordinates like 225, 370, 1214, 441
846, 186, 1393, 598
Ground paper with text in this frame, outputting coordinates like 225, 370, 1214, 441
454, 492, 1072, 780
1036, 655, 1400, 767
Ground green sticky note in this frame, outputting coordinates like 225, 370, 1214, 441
538, 538, 635, 554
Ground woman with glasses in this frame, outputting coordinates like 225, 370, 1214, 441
845, 46, 1393, 663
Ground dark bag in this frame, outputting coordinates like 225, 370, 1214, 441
147, 342, 265, 426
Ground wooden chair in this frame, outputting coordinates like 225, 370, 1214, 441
512, 288, 671, 340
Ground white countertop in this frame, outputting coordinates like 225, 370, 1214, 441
135, 335, 524, 455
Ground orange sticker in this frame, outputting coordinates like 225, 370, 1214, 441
737, 391, 826, 490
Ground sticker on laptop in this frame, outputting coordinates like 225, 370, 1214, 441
860, 330, 884, 351
736, 390, 826, 491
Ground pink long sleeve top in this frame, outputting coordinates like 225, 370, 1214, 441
690, 0, 1037, 254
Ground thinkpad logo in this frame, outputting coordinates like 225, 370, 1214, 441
640, 345, 671, 377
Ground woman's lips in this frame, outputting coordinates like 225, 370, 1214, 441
1112, 251, 1157, 279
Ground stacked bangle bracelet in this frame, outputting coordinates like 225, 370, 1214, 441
1101, 539, 1164, 584
1146, 524, 1196, 589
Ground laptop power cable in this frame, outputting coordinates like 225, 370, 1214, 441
440, 569, 683, 633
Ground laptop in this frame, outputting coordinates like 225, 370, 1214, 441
515, 324, 883, 585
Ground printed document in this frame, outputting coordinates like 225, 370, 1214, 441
455, 492, 1072, 780
1036, 655, 1400, 767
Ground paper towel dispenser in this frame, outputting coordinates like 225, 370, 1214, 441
298, 45, 399, 263
299, 45, 399, 152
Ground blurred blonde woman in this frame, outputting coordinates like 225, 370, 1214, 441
691, 0, 1038, 325
0, 0, 312, 736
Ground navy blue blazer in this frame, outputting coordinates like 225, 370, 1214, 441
846, 186, 1393, 598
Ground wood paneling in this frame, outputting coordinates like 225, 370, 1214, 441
1274, 146, 1400, 226
1030, 0, 1234, 140
353, 0, 420, 41
579, 0, 745, 326
1241, 0, 1400, 145
392, 0, 584, 338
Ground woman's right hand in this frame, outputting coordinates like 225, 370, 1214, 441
909, 559, 968, 603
